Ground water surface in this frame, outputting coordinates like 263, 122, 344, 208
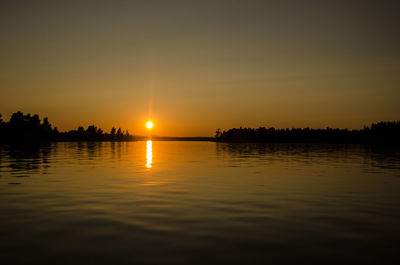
1, 141, 400, 264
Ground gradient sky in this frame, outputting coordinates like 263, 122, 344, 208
1, 0, 399, 136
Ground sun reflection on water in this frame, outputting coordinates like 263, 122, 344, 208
146, 140, 152, 168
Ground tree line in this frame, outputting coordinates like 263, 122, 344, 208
0, 111, 133, 142
215, 121, 400, 144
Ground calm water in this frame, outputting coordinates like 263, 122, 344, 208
1, 141, 400, 264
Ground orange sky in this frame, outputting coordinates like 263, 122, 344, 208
1, 1, 399, 136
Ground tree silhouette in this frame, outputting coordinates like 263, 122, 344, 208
110, 127, 116, 135
77, 126, 85, 135
0, 111, 134, 142
215, 128, 222, 138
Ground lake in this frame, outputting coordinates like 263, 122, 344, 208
1, 141, 400, 264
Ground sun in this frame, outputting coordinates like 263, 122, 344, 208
146, 121, 153, 129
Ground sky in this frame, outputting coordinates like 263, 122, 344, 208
0, 0, 399, 136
